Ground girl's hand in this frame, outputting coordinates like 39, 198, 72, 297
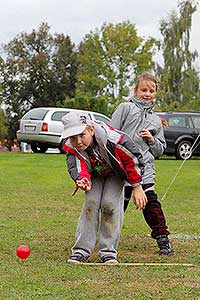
132, 185, 147, 210
140, 129, 154, 142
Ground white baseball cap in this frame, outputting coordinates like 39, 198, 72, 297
62, 111, 91, 139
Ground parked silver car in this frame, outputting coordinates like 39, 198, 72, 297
17, 107, 111, 153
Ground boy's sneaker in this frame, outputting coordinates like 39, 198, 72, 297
101, 256, 119, 264
67, 254, 87, 264
156, 235, 174, 256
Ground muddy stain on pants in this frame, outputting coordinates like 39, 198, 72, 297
71, 175, 125, 260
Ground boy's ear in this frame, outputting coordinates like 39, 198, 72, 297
89, 125, 95, 136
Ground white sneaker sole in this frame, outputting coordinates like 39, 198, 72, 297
67, 259, 82, 264
104, 259, 119, 264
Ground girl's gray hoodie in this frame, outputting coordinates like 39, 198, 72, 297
111, 97, 166, 184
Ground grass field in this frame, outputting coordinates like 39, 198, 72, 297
0, 152, 200, 300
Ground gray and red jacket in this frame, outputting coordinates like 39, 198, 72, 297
62, 121, 144, 188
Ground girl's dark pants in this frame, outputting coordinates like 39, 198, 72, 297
124, 185, 170, 239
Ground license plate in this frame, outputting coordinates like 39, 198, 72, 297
24, 125, 36, 132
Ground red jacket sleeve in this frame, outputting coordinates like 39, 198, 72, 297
64, 144, 91, 182
115, 145, 142, 186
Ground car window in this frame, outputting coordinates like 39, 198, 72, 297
51, 111, 70, 121
22, 109, 49, 120
93, 113, 110, 125
168, 116, 186, 128
188, 117, 194, 128
191, 116, 200, 129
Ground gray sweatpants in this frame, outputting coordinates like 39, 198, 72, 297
71, 175, 125, 260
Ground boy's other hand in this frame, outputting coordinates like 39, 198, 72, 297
76, 178, 91, 191
132, 185, 147, 209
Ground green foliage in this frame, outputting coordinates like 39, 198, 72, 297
0, 108, 7, 140
62, 94, 110, 116
0, 153, 200, 299
0, 59, 3, 105
53, 33, 78, 100
77, 21, 156, 112
0, 23, 77, 140
156, 0, 199, 109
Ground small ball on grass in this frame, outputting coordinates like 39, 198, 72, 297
16, 245, 31, 259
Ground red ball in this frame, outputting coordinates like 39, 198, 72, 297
16, 245, 31, 259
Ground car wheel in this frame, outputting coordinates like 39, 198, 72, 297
30, 143, 48, 153
175, 140, 192, 160
58, 139, 66, 154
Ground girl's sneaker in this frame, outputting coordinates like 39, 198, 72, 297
156, 235, 174, 255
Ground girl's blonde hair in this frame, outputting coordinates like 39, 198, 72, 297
134, 71, 159, 92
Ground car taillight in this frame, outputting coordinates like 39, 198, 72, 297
41, 122, 48, 131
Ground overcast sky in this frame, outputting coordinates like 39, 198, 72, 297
0, 0, 199, 66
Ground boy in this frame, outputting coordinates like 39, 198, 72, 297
111, 72, 174, 255
62, 110, 147, 264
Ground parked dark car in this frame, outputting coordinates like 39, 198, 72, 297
156, 111, 200, 160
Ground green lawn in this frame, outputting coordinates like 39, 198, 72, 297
0, 153, 200, 300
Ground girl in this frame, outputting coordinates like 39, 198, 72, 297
111, 72, 174, 255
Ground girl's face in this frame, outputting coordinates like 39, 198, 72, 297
134, 79, 157, 104
69, 126, 95, 151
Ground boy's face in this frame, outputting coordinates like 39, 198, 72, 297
69, 126, 95, 151
135, 79, 157, 104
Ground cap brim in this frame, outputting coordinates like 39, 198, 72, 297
62, 124, 87, 139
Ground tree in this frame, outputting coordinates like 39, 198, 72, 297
62, 94, 110, 116
0, 108, 7, 140
0, 22, 77, 140
76, 21, 156, 113
155, 0, 199, 110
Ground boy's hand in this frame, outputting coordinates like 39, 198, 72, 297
76, 178, 92, 192
132, 185, 147, 210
